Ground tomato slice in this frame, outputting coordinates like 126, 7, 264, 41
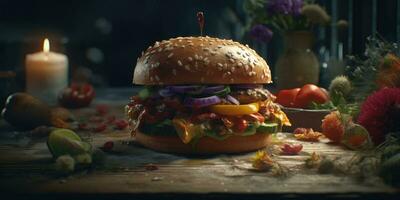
209, 103, 259, 116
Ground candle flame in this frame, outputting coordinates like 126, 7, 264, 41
43, 38, 50, 53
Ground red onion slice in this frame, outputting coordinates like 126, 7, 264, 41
226, 95, 240, 105
202, 85, 225, 94
184, 96, 221, 107
158, 89, 174, 97
167, 85, 202, 93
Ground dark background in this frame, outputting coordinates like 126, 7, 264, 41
0, 0, 399, 87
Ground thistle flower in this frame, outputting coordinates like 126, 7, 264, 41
357, 88, 400, 145
291, 0, 304, 16
266, 0, 294, 15
301, 4, 330, 25
376, 53, 400, 88
336, 20, 349, 30
329, 75, 352, 97
249, 24, 273, 43
265, 0, 304, 16
56, 155, 75, 173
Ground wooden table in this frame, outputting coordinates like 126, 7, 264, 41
0, 88, 398, 199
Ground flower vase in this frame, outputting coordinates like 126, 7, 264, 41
276, 31, 319, 89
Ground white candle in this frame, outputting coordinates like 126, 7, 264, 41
26, 38, 68, 104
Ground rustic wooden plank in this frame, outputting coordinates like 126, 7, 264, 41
0, 89, 397, 197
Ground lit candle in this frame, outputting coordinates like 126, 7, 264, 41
26, 38, 68, 104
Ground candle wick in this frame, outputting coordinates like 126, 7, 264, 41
197, 12, 204, 36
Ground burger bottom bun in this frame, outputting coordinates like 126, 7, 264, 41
134, 130, 272, 154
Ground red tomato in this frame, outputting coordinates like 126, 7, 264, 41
294, 84, 329, 108
234, 118, 248, 133
276, 88, 301, 107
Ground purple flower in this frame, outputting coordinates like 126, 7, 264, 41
265, 0, 303, 16
291, 0, 303, 16
266, 0, 293, 15
249, 25, 273, 43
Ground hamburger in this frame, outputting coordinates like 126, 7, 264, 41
126, 36, 290, 154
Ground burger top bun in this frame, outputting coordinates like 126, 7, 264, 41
133, 36, 271, 85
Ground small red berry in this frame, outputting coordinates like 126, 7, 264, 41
93, 123, 107, 132
96, 104, 109, 116
114, 119, 128, 130
78, 123, 89, 130
103, 141, 114, 151
107, 115, 116, 124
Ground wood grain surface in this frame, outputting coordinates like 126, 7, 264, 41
0, 88, 398, 199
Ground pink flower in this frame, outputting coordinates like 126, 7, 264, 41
357, 88, 400, 144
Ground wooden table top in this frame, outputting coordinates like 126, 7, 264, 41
0, 88, 398, 199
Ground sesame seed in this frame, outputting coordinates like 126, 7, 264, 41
245, 65, 249, 71
185, 65, 190, 71
237, 62, 243, 67
177, 60, 182, 66
158, 48, 163, 52
188, 57, 193, 62
194, 54, 199, 60
167, 53, 174, 58
231, 67, 235, 72
227, 71, 231, 75
155, 75, 160, 81
217, 63, 223, 67
229, 59, 235, 63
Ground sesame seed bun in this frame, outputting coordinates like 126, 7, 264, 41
133, 36, 271, 85
134, 129, 272, 154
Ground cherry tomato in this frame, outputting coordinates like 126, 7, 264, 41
59, 83, 95, 108
294, 84, 329, 108
275, 88, 300, 107
234, 118, 248, 132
